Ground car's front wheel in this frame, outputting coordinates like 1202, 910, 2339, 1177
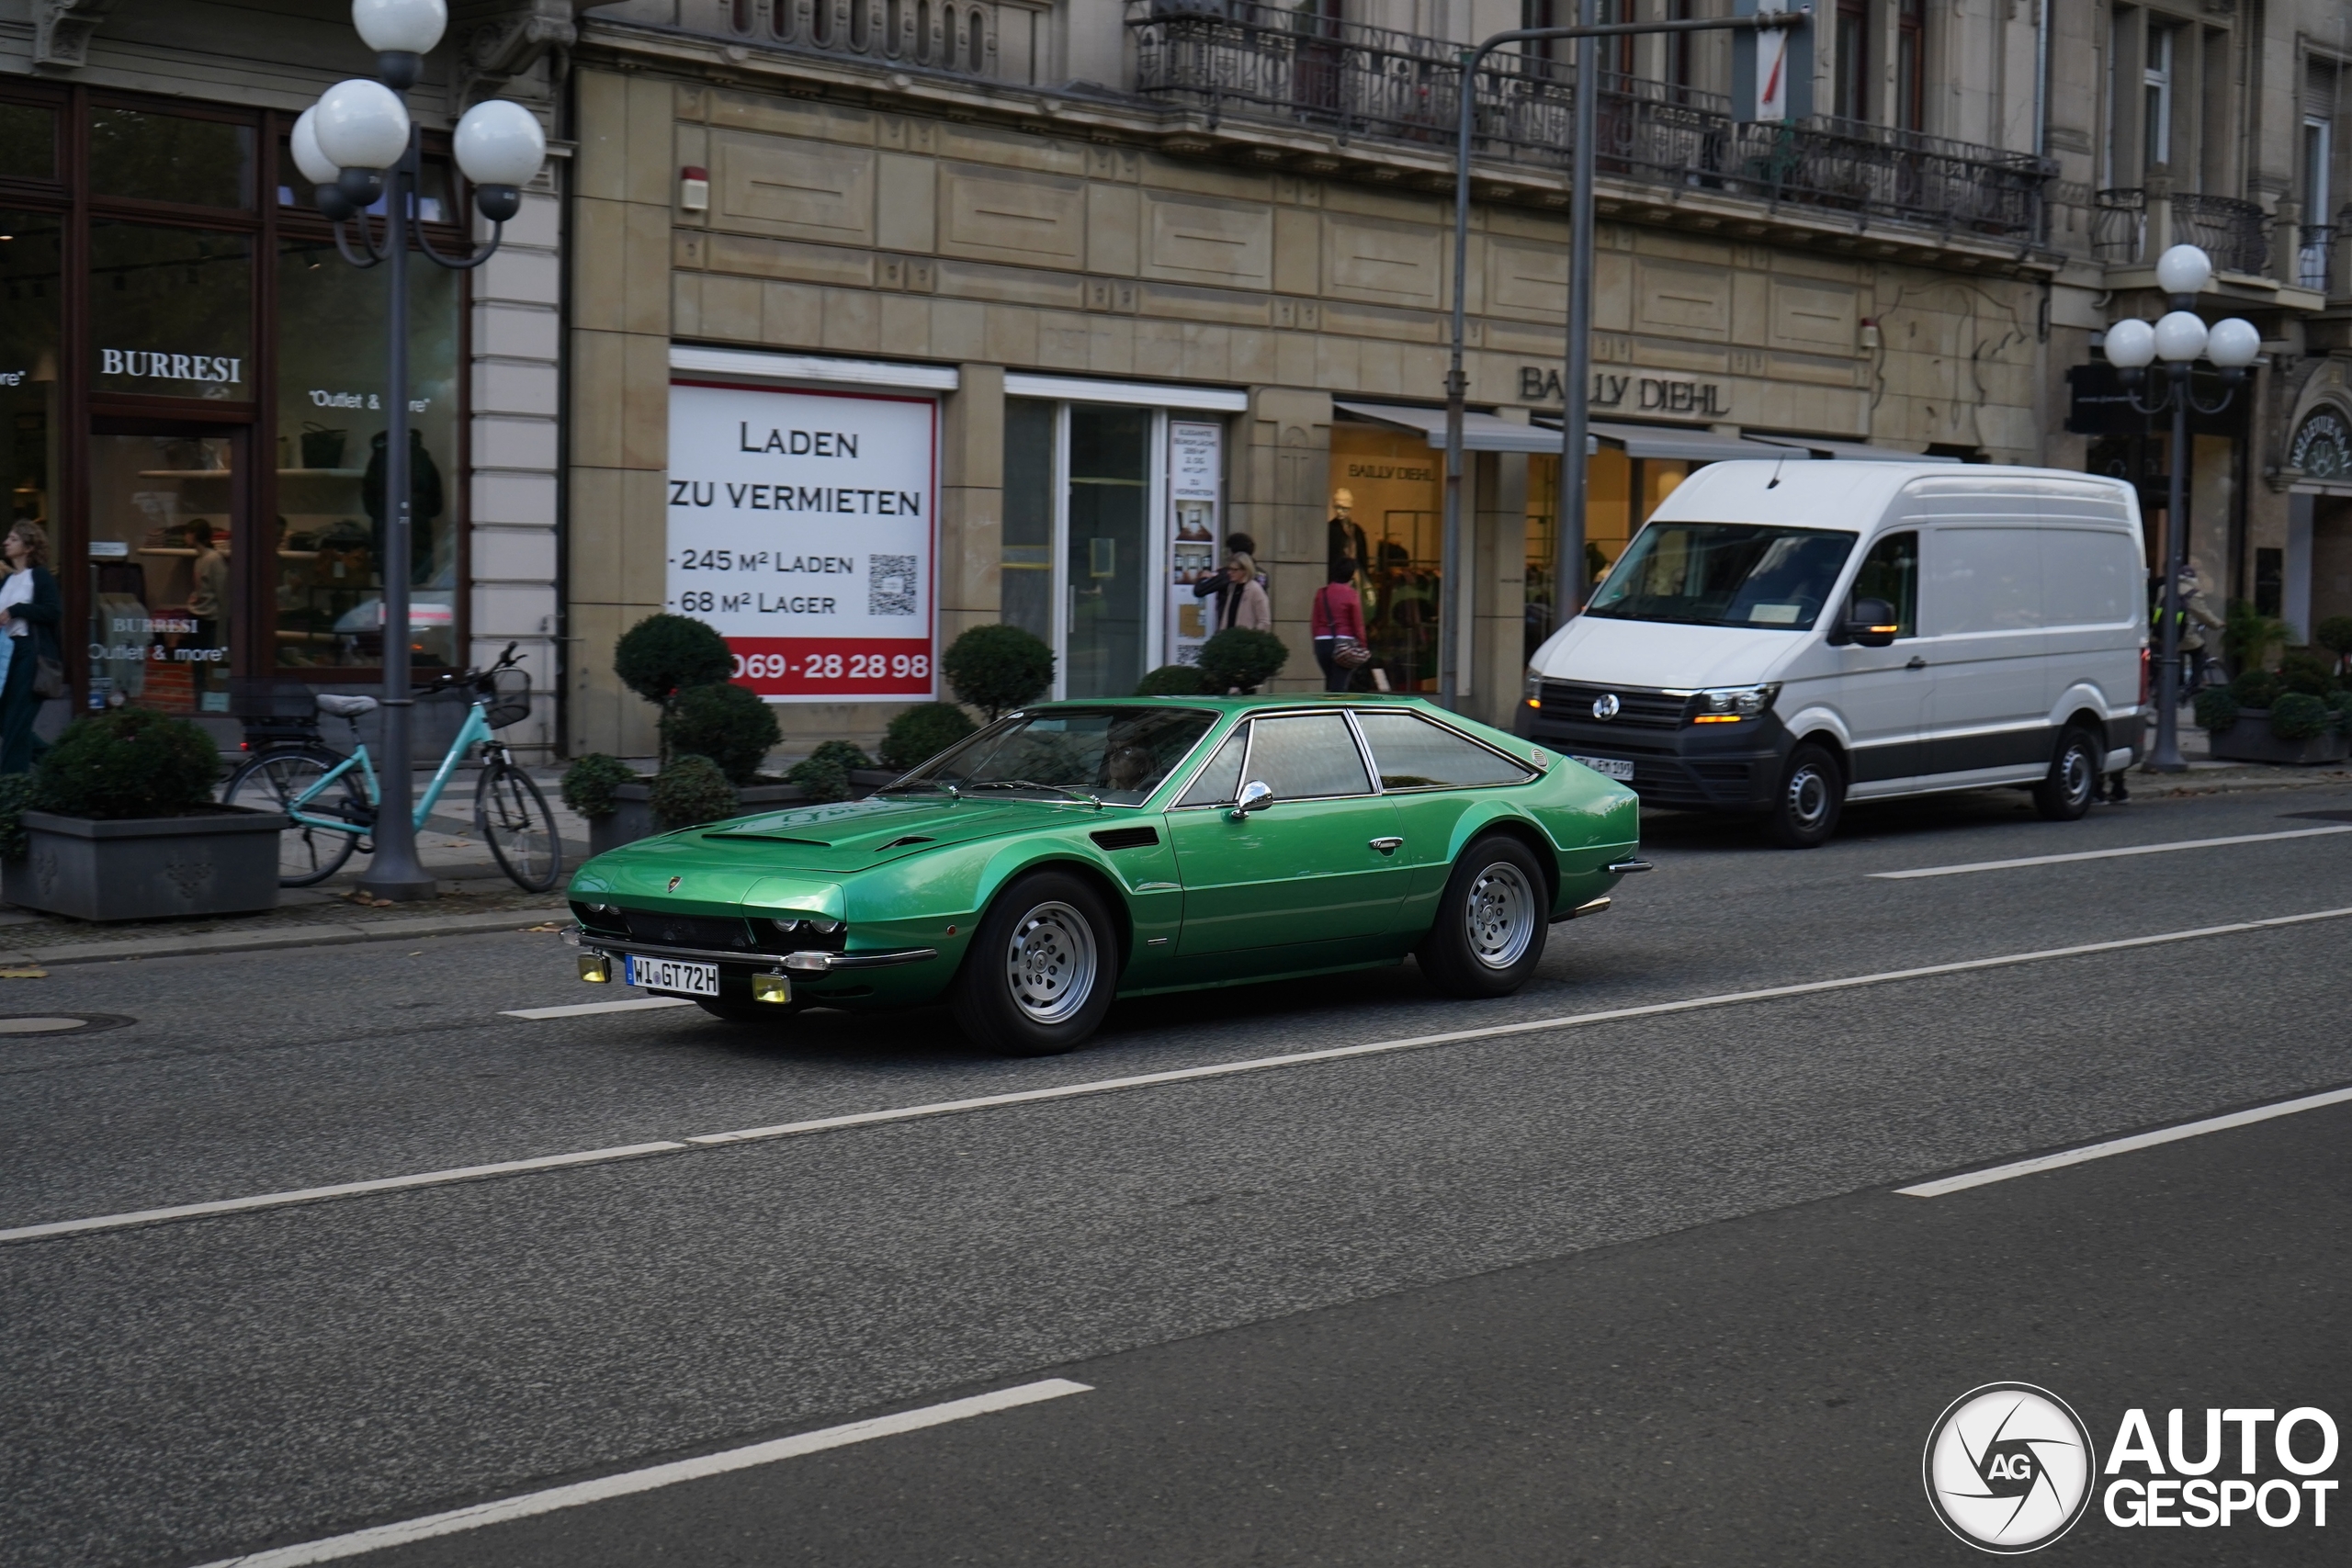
2031, 726, 2100, 821
1764, 741, 1845, 849
1417, 835, 1550, 998
952, 871, 1120, 1055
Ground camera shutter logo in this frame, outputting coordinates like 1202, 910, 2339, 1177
1591, 692, 1621, 721
1924, 1383, 2098, 1553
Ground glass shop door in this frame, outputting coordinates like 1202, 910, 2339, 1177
86, 419, 249, 715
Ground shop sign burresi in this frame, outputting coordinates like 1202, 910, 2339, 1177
666, 381, 937, 701
100, 350, 243, 386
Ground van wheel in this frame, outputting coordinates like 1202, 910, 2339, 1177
2033, 727, 2100, 822
1764, 743, 1844, 849
951, 871, 1120, 1056
1417, 835, 1550, 998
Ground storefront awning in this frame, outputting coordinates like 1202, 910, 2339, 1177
1577, 421, 1791, 462
1744, 434, 1959, 463
1336, 401, 1565, 454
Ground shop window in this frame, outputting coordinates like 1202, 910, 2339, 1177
0, 102, 57, 182
87, 431, 237, 714
89, 106, 253, 209
1001, 397, 1056, 649
0, 213, 61, 536
275, 143, 452, 226
1065, 405, 1152, 699
1330, 423, 1442, 694
1523, 447, 1686, 660
273, 240, 460, 670
88, 223, 252, 400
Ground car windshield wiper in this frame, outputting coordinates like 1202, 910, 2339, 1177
874, 780, 958, 797
965, 779, 1102, 807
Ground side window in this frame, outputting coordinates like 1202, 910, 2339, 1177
1849, 530, 1918, 637
1353, 712, 1534, 790
1926, 525, 2041, 634
1245, 714, 1374, 799
1173, 728, 1247, 807
2038, 529, 2135, 627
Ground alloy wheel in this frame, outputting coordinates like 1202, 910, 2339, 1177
1464, 862, 1536, 970
1004, 901, 1097, 1024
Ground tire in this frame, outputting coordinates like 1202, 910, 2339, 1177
695, 997, 806, 1022
951, 871, 1120, 1055
478, 762, 562, 892
224, 750, 366, 886
2032, 726, 2100, 822
1764, 742, 1845, 849
1416, 834, 1550, 998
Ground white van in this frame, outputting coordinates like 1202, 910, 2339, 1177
1520, 461, 2146, 847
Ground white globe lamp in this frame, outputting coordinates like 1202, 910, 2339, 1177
352, 0, 447, 54
453, 99, 546, 221
2154, 243, 2213, 298
2206, 317, 2261, 370
313, 78, 411, 173
2152, 310, 2209, 364
289, 107, 340, 186
2102, 317, 2155, 370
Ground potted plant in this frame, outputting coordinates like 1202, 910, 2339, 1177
0, 708, 284, 920
2200, 669, 2352, 765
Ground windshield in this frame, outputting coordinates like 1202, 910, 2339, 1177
1585, 522, 1857, 630
892, 706, 1220, 805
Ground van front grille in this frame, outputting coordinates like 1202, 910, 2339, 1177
1537, 682, 1690, 729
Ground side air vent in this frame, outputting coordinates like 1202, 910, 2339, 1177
1090, 826, 1160, 852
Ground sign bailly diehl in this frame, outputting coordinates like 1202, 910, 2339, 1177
665, 380, 939, 702
1518, 367, 1729, 418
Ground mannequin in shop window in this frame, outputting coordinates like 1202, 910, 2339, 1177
362, 429, 446, 592
1328, 489, 1369, 592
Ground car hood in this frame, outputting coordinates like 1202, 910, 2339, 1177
597, 795, 1091, 879
1537, 615, 1804, 690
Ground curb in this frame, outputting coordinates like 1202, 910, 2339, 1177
0, 908, 569, 969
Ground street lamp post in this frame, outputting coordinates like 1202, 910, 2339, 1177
1440, 6, 1808, 713
288, 0, 548, 899
2098, 243, 2261, 774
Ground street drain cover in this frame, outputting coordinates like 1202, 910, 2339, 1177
0, 1013, 133, 1036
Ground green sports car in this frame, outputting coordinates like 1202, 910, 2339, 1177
564, 694, 1646, 1055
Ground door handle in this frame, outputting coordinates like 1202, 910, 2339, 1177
1369, 837, 1403, 855
1905, 656, 1928, 671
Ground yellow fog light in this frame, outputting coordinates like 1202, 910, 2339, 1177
752, 973, 793, 1004
577, 954, 611, 984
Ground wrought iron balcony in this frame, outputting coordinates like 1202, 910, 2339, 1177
2093, 186, 2269, 276
2297, 220, 2340, 295
679, 0, 1051, 84
1125, 0, 2051, 242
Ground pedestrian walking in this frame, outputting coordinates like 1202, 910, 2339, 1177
1311, 558, 1369, 692
1217, 552, 1272, 633
2175, 565, 2223, 691
0, 522, 64, 774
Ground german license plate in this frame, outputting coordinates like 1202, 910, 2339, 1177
624, 954, 718, 997
1571, 755, 1637, 783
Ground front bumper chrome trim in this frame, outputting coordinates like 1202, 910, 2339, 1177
571, 927, 937, 974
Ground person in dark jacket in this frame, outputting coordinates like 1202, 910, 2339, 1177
0, 521, 63, 774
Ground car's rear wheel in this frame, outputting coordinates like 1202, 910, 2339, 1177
1417, 835, 1549, 998
952, 871, 1120, 1055
1764, 742, 1844, 849
2031, 726, 2100, 822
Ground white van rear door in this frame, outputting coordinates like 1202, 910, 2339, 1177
1917, 522, 2052, 783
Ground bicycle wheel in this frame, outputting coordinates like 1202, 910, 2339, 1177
477, 761, 562, 892
224, 750, 368, 887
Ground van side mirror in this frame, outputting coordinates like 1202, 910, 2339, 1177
1838, 597, 1900, 649
1229, 779, 1273, 820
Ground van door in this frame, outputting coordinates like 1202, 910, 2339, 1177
1917, 523, 2052, 783
1836, 529, 1930, 795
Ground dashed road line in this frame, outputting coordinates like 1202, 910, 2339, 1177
1869, 825, 2352, 880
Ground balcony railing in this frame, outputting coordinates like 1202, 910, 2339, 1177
1125, 0, 2051, 241
2171, 192, 2268, 276
684, 0, 1049, 84
2091, 187, 2147, 264
2299, 220, 2344, 295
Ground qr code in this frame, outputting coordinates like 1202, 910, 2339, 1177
868, 555, 917, 616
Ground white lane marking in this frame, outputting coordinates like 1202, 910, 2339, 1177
502, 996, 696, 1021
1870, 824, 2352, 880
188, 1379, 1091, 1568
11, 905, 2351, 1245
0, 1144, 686, 1244
1898, 1085, 2352, 1198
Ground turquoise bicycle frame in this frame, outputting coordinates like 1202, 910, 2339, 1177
286, 699, 496, 837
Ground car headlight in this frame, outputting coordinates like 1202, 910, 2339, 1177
1523, 665, 1544, 707
1690, 683, 1780, 723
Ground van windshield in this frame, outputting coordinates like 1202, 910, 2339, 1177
1584, 523, 1857, 630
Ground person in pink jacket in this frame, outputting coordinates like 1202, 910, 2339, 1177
1311, 558, 1367, 692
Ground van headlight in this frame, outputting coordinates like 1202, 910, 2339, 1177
1523, 665, 1544, 707
1690, 683, 1780, 723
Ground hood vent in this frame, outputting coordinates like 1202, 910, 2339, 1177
877, 835, 935, 850
1090, 826, 1160, 852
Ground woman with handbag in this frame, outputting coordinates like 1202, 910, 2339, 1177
1311, 558, 1370, 692
0, 522, 65, 774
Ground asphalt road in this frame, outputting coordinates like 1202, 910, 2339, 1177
3, 780, 2347, 1566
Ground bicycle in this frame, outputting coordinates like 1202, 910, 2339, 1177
222, 644, 562, 892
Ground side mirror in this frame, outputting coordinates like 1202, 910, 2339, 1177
1839, 596, 1900, 649
1229, 779, 1273, 820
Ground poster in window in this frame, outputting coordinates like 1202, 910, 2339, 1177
1167, 420, 1221, 667
666, 381, 937, 701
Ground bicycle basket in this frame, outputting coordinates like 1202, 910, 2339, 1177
479, 666, 532, 730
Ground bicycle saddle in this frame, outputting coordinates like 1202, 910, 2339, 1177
315, 694, 379, 717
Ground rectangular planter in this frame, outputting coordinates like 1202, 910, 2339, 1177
587, 780, 808, 858
2205, 713, 2352, 766
6, 806, 287, 921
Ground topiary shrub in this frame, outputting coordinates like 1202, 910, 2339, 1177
2191, 687, 2239, 734
0, 773, 33, 860
943, 624, 1054, 717
614, 614, 732, 709
1194, 627, 1289, 694
2222, 600, 2290, 677
2277, 649, 2338, 698
786, 739, 874, 804
2325, 688, 2352, 728
649, 753, 738, 830
560, 753, 637, 820
878, 703, 977, 771
2269, 692, 2330, 742
33, 707, 221, 819
1136, 663, 1207, 696
2229, 668, 2281, 710
658, 681, 779, 784
2316, 615, 2352, 675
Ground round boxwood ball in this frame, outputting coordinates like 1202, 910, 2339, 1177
35, 706, 221, 820
943, 624, 1055, 717
2269, 692, 2330, 741
1136, 663, 1208, 696
659, 682, 780, 784
878, 703, 978, 771
1194, 628, 1289, 694
649, 752, 739, 830
615, 614, 732, 707
560, 752, 637, 819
